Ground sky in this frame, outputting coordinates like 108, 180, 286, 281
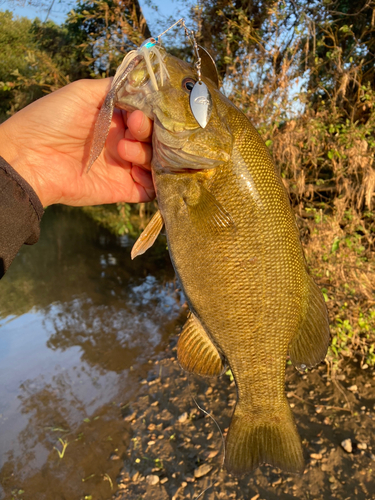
1, 0, 188, 35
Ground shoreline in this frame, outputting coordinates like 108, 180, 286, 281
113, 337, 375, 500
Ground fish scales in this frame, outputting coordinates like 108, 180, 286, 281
89, 43, 330, 476
155, 113, 305, 398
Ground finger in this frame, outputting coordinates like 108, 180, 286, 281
131, 165, 154, 189
131, 165, 155, 200
117, 133, 152, 167
127, 110, 153, 142
121, 109, 127, 127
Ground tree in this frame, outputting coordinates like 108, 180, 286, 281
67, 0, 151, 77
0, 11, 36, 120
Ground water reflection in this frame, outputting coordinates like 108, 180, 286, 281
0, 206, 184, 499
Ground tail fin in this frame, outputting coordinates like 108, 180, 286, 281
224, 403, 304, 476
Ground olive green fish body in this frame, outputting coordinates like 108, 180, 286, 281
92, 48, 330, 475
153, 100, 314, 473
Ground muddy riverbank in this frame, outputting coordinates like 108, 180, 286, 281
114, 338, 375, 500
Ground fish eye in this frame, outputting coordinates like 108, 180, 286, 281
182, 78, 196, 93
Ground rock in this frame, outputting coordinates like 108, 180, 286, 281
357, 442, 367, 450
124, 412, 137, 422
205, 387, 213, 395
110, 453, 120, 460
146, 474, 160, 486
315, 406, 323, 414
132, 472, 140, 482
341, 438, 353, 453
178, 412, 188, 423
361, 363, 369, 369
158, 409, 174, 422
194, 464, 213, 478
312, 438, 324, 445
310, 453, 323, 460
207, 450, 219, 459
160, 477, 168, 484
347, 385, 358, 392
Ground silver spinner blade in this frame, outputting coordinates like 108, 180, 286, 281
190, 81, 213, 129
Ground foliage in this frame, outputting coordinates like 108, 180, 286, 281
302, 211, 375, 370
67, 0, 151, 77
0, 11, 82, 119
0, 11, 36, 120
82, 202, 156, 237
0, 0, 151, 120
189, 0, 375, 217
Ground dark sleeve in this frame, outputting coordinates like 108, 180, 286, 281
0, 156, 44, 278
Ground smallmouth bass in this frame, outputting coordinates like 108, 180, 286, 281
88, 42, 330, 475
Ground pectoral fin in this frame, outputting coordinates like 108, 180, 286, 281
131, 210, 164, 259
289, 277, 330, 370
186, 185, 234, 235
177, 312, 225, 377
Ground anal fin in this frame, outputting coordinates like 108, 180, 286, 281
289, 276, 330, 370
177, 313, 225, 377
131, 210, 163, 259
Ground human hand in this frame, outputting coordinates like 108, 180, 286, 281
0, 78, 154, 207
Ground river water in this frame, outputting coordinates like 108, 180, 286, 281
0, 206, 184, 500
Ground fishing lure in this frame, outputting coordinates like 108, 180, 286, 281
87, 18, 219, 170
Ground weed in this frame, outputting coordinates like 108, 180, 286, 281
154, 458, 163, 469
304, 213, 375, 370
103, 473, 113, 490
225, 369, 234, 382
54, 438, 69, 459
82, 474, 95, 483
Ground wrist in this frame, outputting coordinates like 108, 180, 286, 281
0, 121, 47, 207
